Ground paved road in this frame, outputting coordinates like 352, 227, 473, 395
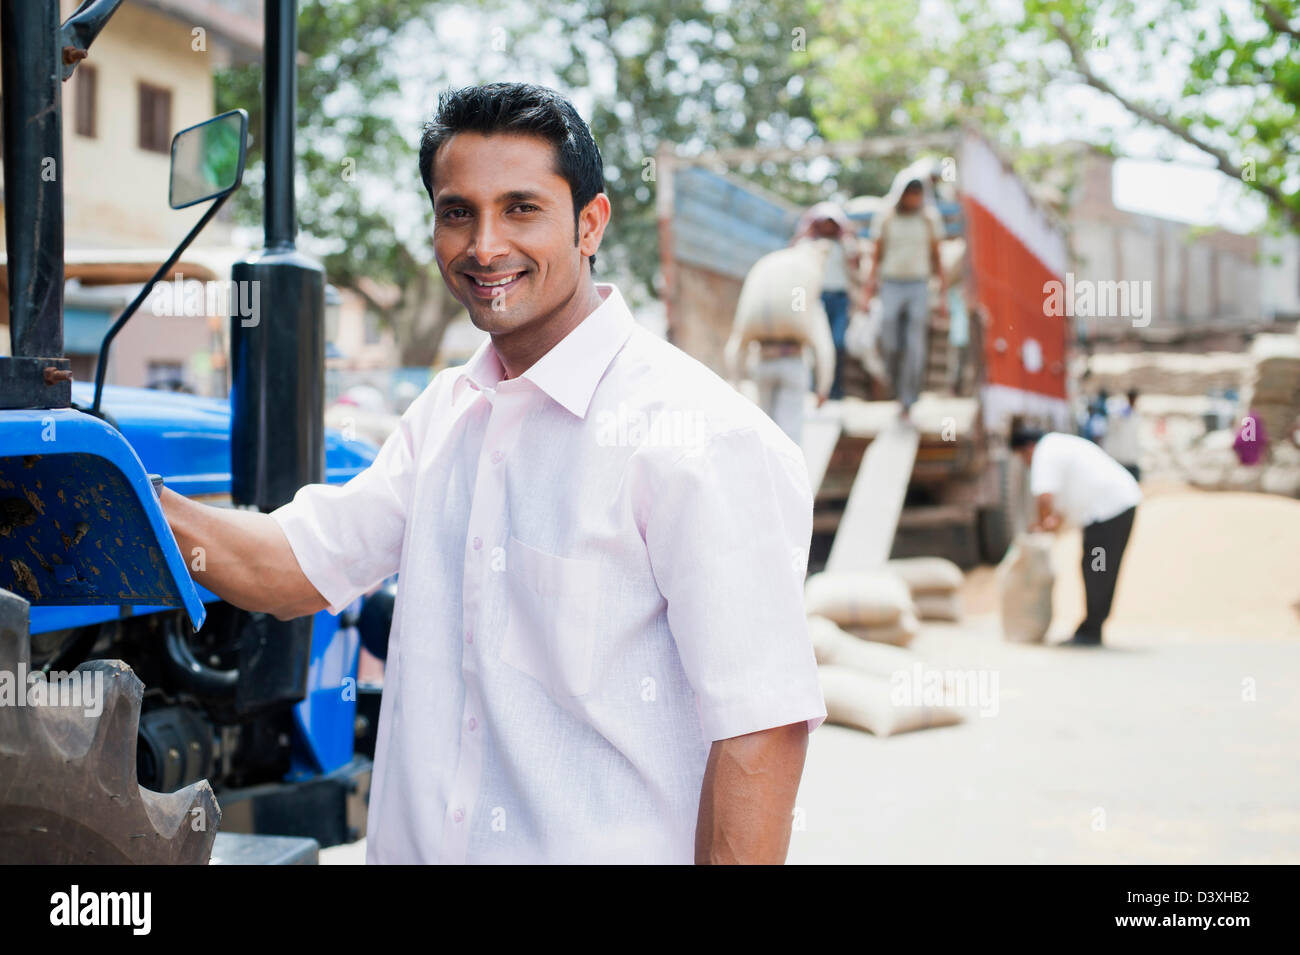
787, 615, 1300, 864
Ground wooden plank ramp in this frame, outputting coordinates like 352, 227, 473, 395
825, 415, 920, 572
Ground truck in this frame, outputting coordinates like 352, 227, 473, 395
0, 0, 391, 863
655, 129, 1074, 570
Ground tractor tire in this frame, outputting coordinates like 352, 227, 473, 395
0, 588, 220, 864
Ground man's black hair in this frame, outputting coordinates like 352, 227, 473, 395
902, 179, 924, 194
418, 82, 605, 270
1009, 426, 1045, 451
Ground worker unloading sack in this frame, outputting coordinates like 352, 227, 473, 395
725, 237, 837, 445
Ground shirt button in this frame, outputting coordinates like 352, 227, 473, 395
465, 630, 474, 644
472, 536, 482, 550
491, 450, 503, 464
467, 717, 478, 731
452, 808, 465, 824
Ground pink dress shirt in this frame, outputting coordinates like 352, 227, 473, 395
272, 283, 826, 863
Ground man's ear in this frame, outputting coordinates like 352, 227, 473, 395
577, 193, 612, 259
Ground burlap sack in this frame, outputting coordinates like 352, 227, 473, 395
885, 556, 964, 594
913, 591, 962, 622
804, 570, 914, 628
841, 609, 921, 647
996, 533, 1055, 643
807, 615, 916, 676
731, 239, 833, 342
818, 664, 964, 737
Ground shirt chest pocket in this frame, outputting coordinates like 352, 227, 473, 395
500, 535, 599, 697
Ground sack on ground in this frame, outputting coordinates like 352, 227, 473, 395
804, 570, 914, 628
841, 608, 921, 647
807, 615, 916, 677
885, 556, 964, 594
818, 664, 964, 737
997, 532, 1055, 643
913, 591, 962, 622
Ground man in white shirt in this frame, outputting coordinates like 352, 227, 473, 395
158, 82, 826, 863
1010, 428, 1142, 647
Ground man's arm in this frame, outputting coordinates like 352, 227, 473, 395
160, 487, 328, 620
864, 234, 883, 301
695, 721, 808, 864
1030, 492, 1061, 532
930, 231, 949, 316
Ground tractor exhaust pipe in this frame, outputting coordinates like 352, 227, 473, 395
228, 0, 323, 714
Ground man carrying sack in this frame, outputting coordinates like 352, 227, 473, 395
724, 238, 837, 445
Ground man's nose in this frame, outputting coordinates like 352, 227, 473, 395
468, 216, 510, 265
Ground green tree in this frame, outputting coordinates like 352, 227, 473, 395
215, 0, 467, 366
984, 0, 1300, 231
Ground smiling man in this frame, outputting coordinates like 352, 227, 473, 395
161, 82, 826, 864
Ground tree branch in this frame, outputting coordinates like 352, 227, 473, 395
1258, 1, 1300, 41
1051, 16, 1300, 231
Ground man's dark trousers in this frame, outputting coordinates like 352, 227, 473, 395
1077, 505, 1137, 643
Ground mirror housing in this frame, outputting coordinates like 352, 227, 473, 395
169, 109, 248, 210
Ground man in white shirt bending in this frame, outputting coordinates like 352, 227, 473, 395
1010, 428, 1142, 647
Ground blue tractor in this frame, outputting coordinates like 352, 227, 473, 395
0, 0, 388, 863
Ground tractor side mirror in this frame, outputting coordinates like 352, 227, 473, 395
169, 109, 248, 210
90, 108, 249, 416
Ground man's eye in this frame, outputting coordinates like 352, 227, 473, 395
510, 203, 538, 213
439, 208, 468, 221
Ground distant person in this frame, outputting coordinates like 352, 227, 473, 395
1103, 387, 1141, 480
1085, 389, 1110, 444
1233, 410, 1269, 465
1010, 428, 1142, 647
864, 178, 947, 419
792, 203, 860, 400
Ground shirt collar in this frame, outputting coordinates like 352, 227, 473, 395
453, 283, 635, 419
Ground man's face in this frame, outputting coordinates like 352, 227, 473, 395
898, 189, 923, 213
430, 132, 605, 335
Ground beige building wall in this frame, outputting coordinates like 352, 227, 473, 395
1, 1, 259, 393
1067, 150, 1263, 342
59, 0, 230, 251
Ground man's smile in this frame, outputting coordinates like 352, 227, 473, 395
465, 270, 528, 298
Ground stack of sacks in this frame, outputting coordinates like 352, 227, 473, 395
1184, 427, 1300, 497
996, 533, 1055, 643
1185, 429, 1244, 491
1239, 335, 1300, 453
884, 556, 964, 622
1086, 351, 1250, 397
803, 570, 920, 646
808, 615, 963, 737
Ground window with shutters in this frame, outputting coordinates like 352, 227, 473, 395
75, 65, 98, 138
138, 82, 172, 154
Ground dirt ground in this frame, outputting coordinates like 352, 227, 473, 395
323, 484, 1300, 864
786, 483, 1300, 864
